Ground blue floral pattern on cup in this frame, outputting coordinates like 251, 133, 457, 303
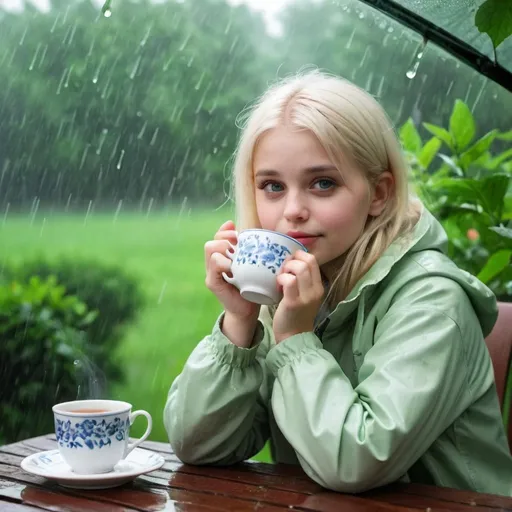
55, 417, 130, 450
236, 234, 292, 274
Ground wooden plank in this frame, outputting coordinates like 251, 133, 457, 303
0, 481, 138, 512
369, 483, 512, 510
0, 503, 42, 511
361, 488, 503, 512
167, 471, 419, 512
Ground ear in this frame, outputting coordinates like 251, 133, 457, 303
368, 171, 394, 217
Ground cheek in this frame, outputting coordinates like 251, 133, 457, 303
255, 195, 275, 229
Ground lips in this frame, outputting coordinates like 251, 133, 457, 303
287, 231, 320, 247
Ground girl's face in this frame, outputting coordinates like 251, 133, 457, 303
253, 124, 392, 278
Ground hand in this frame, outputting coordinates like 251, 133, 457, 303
273, 251, 324, 343
204, 220, 260, 323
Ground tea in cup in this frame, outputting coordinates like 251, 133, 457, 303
52, 399, 152, 474
222, 229, 307, 305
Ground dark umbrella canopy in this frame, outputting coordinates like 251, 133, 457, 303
357, 0, 512, 92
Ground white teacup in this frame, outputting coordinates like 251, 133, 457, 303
222, 229, 307, 305
52, 399, 152, 474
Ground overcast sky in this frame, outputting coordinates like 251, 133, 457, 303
0, 0, 297, 34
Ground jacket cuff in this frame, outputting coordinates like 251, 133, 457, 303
207, 313, 265, 368
266, 332, 322, 376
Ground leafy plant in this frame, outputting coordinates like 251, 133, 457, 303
475, 0, 512, 55
3, 259, 145, 384
400, 99, 512, 301
0, 276, 97, 444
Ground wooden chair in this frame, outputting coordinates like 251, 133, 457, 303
484, 301, 512, 451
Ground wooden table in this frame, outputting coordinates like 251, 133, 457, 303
1, 434, 511, 511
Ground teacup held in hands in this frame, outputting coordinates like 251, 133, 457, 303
222, 229, 307, 305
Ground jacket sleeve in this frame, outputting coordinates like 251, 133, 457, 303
163, 311, 273, 465
266, 277, 483, 493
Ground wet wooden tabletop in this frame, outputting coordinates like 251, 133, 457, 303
0, 434, 511, 511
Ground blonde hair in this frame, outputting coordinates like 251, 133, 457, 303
231, 70, 421, 305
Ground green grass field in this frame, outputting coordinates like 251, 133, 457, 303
0, 207, 271, 461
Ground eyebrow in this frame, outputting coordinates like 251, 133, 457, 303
255, 165, 338, 177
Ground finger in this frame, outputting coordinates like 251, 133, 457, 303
282, 259, 313, 296
214, 229, 238, 243
293, 250, 323, 287
278, 254, 293, 274
218, 220, 236, 232
276, 273, 299, 301
204, 240, 233, 267
208, 252, 232, 274
205, 252, 233, 287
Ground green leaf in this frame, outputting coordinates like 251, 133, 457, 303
449, 100, 475, 152
485, 148, 512, 170
432, 174, 510, 220
400, 118, 422, 153
438, 154, 464, 176
459, 130, 497, 170
477, 250, 512, 284
475, 0, 512, 50
489, 226, 512, 239
418, 137, 441, 169
423, 123, 454, 151
497, 130, 512, 141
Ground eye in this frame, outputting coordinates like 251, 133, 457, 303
312, 178, 336, 191
259, 181, 284, 193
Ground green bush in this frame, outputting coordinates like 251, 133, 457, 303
0, 276, 97, 444
3, 259, 145, 383
400, 99, 512, 301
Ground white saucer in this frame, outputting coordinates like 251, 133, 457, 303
21, 448, 165, 489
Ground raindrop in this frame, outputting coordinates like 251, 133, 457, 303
39, 218, 46, 237
446, 81, 454, 96
146, 197, 154, 217
168, 176, 177, 197
113, 199, 123, 224
406, 60, 420, 79
406, 37, 427, 79
96, 128, 108, 155
377, 75, 385, 97
74, 360, 81, 367
195, 71, 205, 90
19, 27, 27, 46
140, 25, 152, 47
358, 12, 365, 19
79, 144, 90, 171
130, 55, 141, 79
472, 80, 486, 110
138, 121, 148, 139
116, 149, 125, 170
93, 57, 104, 84
2, 203, 9, 226
30, 197, 40, 225
102, 0, 112, 17
179, 33, 191, 51
150, 127, 159, 146
56, 68, 68, 94
84, 200, 93, 225
64, 64, 74, 88
345, 27, 356, 50
141, 161, 147, 177
387, 26, 394, 33
29, 43, 41, 71
464, 83, 472, 104
50, 14, 60, 33
229, 36, 239, 55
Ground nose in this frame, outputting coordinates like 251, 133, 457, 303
283, 191, 309, 223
